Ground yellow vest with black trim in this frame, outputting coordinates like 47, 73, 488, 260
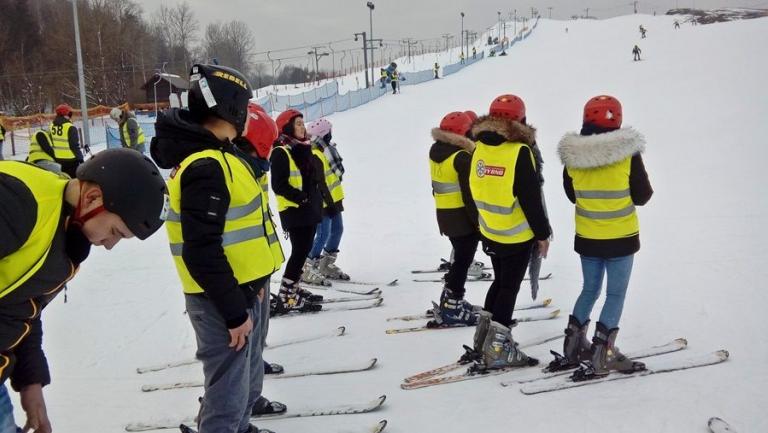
430, 150, 466, 210
0, 162, 69, 300
312, 147, 344, 205
391, 71, 399, 81
258, 173, 285, 264
273, 146, 303, 212
0, 126, 4, 141
469, 142, 535, 244
121, 119, 146, 148
166, 149, 283, 294
567, 157, 638, 240
48, 121, 76, 161
27, 132, 55, 163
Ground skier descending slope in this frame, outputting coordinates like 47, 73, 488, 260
428, 111, 481, 326
151, 64, 282, 433
553, 95, 653, 380
468, 95, 552, 369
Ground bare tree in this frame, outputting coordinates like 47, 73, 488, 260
201, 20, 254, 75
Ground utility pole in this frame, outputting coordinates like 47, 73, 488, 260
531, 7, 536, 18
584, 8, 590, 18
307, 47, 329, 83
402, 38, 417, 62
353, 32, 369, 88
548, 7, 553, 19
633, 1, 639, 13
442, 33, 452, 51
497, 11, 501, 42
71, 0, 90, 149
514, 9, 517, 35
367, 2, 375, 89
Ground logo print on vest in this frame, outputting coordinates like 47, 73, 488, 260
476, 159, 506, 177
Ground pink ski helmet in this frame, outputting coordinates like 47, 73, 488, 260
306, 118, 333, 138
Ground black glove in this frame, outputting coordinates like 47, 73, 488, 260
325, 202, 339, 217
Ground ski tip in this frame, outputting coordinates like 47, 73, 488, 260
549, 309, 561, 318
369, 358, 379, 367
675, 337, 688, 347
717, 349, 730, 360
387, 279, 399, 286
377, 394, 387, 405
337, 326, 347, 336
373, 298, 384, 306
542, 298, 552, 307
140, 385, 154, 392
373, 419, 388, 433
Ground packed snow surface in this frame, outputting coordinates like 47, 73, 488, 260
17, 14, 768, 433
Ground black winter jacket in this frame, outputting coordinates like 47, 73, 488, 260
558, 126, 653, 258
270, 134, 327, 230
429, 128, 478, 238
151, 109, 267, 329
470, 116, 552, 256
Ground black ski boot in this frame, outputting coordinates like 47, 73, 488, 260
251, 396, 287, 417
546, 315, 591, 372
572, 322, 646, 381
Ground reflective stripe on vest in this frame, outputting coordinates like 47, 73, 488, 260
430, 151, 465, 210
48, 122, 76, 160
0, 162, 69, 299
166, 149, 283, 294
121, 119, 146, 148
274, 146, 303, 212
27, 132, 55, 163
259, 174, 285, 263
567, 156, 639, 240
312, 147, 344, 205
469, 141, 535, 244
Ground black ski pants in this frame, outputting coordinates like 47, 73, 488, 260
391, 81, 398, 93
283, 225, 316, 282
444, 232, 480, 298
482, 240, 533, 327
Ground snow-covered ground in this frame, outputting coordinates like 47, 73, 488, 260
15, 14, 768, 433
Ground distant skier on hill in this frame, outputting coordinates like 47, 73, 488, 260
674, 19, 681, 29
633, 45, 642, 61
639, 25, 647, 38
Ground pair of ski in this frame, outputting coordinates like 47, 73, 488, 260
275, 278, 398, 292
126, 395, 388, 432
180, 420, 389, 433
273, 297, 384, 318
136, 326, 347, 374
412, 273, 552, 283
386, 298, 552, 322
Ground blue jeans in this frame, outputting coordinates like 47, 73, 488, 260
186, 281, 267, 433
0, 384, 17, 433
309, 213, 343, 259
572, 255, 634, 330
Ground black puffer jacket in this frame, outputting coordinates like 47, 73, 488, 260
470, 116, 552, 254
151, 109, 266, 329
429, 128, 478, 237
270, 134, 327, 230
0, 164, 88, 391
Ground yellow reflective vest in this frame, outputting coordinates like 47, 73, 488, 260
273, 146, 303, 212
27, 131, 55, 163
0, 162, 70, 299
48, 121, 77, 161
0, 125, 5, 141
430, 151, 466, 210
258, 173, 285, 264
121, 119, 146, 149
312, 147, 344, 205
166, 149, 284, 294
469, 142, 535, 244
567, 157, 638, 240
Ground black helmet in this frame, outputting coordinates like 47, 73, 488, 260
187, 64, 253, 135
76, 148, 169, 240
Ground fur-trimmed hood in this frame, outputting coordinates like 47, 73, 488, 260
430, 128, 474, 152
471, 115, 536, 146
557, 127, 645, 169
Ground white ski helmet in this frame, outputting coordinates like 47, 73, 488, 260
110, 107, 122, 121
306, 118, 332, 138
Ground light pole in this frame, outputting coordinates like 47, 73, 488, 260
460, 12, 465, 58
308, 48, 329, 83
366, 2, 375, 89
497, 11, 501, 43
514, 9, 517, 36
153, 62, 167, 118
353, 32, 370, 88
71, 0, 90, 149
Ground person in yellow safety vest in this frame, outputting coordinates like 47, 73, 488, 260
429, 111, 483, 327
460, 51, 465, 64
151, 64, 286, 432
270, 109, 327, 309
554, 95, 653, 379
110, 108, 146, 154
305, 118, 350, 282
468, 94, 552, 371
0, 120, 5, 161
49, 104, 84, 178
390, 70, 399, 94
25, 130, 61, 173
379, 68, 387, 89
0, 149, 167, 433
472, 46, 477, 59
433, 62, 440, 79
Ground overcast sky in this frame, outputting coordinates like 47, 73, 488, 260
132, 0, 766, 68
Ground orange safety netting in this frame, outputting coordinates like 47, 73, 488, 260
0, 102, 170, 131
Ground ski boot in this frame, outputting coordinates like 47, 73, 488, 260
264, 360, 284, 375
453, 310, 493, 365
571, 322, 646, 381
251, 396, 287, 417
467, 261, 487, 278
318, 250, 350, 280
245, 425, 275, 433
275, 279, 322, 315
437, 258, 452, 272
546, 315, 591, 372
301, 258, 332, 287
476, 320, 538, 372
429, 288, 478, 327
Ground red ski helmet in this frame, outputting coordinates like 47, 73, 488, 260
275, 109, 303, 134
583, 95, 622, 129
463, 110, 478, 123
489, 94, 526, 122
243, 102, 279, 159
439, 112, 473, 136
250, 103, 267, 114
55, 104, 73, 117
